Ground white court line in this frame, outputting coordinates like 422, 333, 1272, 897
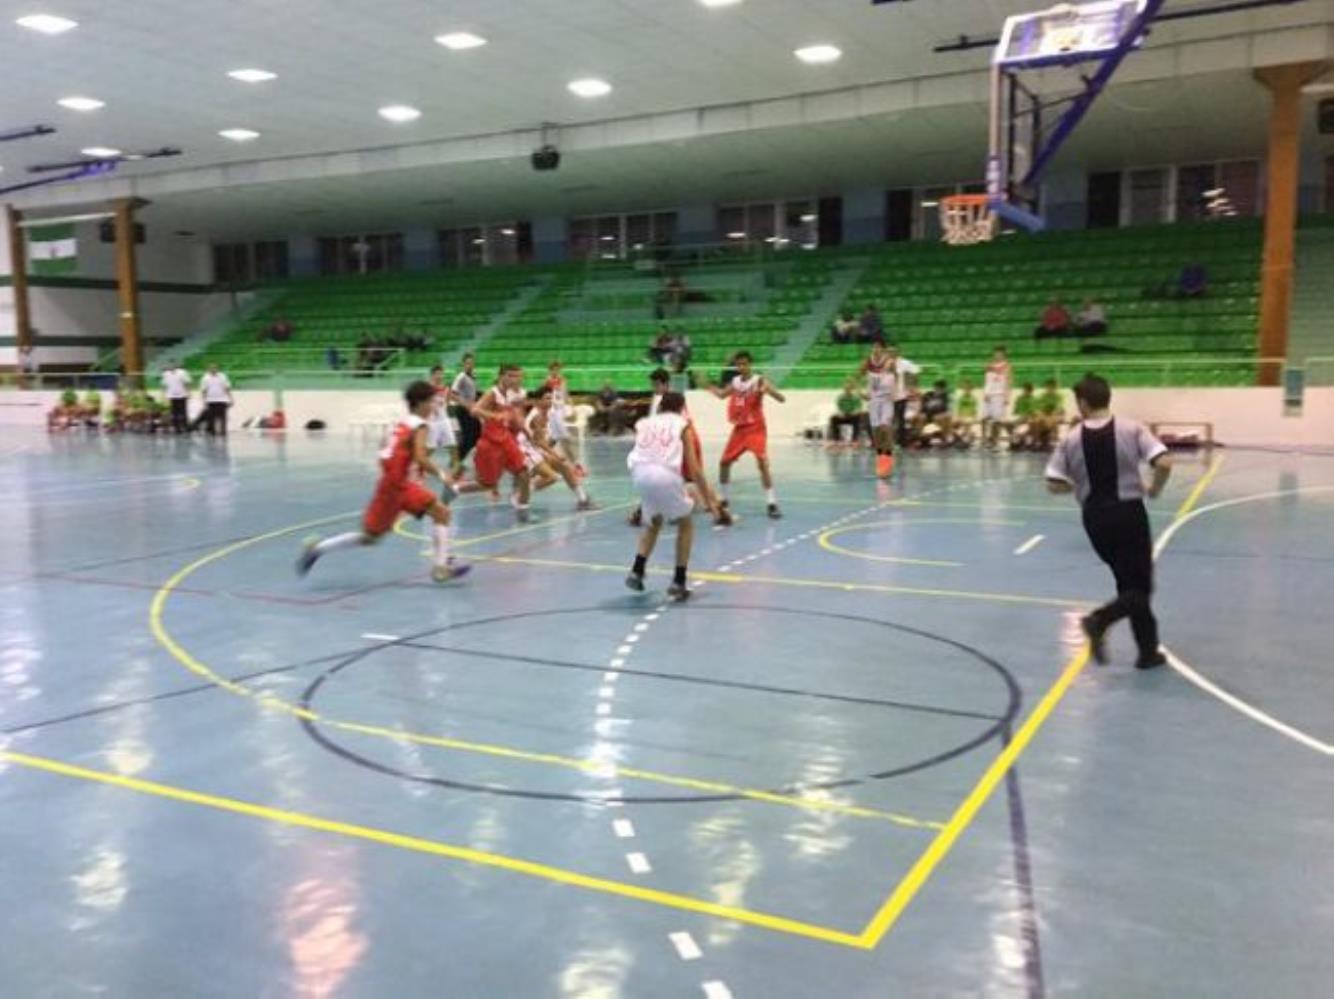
626, 852, 652, 874
669, 931, 702, 960
1013, 534, 1045, 556
360, 633, 400, 642
603, 671, 619, 682
612, 819, 636, 839
596, 703, 613, 716
1154, 483, 1334, 756
702, 982, 734, 999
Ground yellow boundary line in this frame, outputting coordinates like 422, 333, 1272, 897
146, 510, 936, 829
8, 463, 1226, 949
816, 518, 1028, 568
0, 749, 866, 948
1175, 452, 1225, 520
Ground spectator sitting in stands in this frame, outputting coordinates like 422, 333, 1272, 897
590, 382, 626, 436
263, 316, 294, 342
1179, 262, 1209, 298
667, 329, 692, 371
831, 311, 859, 344
1034, 299, 1073, 340
828, 379, 869, 447
647, 328, 674, 364
859, 304, 885, 344
1075, 298, 1108, 336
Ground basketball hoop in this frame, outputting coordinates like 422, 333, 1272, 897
939, 194, 997, 246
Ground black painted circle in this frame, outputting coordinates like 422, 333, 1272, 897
298, 605, 1022, 806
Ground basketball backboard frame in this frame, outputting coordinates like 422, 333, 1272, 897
986, 0, 1165, 233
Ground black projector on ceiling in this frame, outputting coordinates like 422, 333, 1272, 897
532, 144, 561, 171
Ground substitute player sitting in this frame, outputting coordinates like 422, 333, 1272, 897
625, 391, 718, 602
1033, 378, 1066, 450
705, 351, 786, 523
297, 380, 469, 583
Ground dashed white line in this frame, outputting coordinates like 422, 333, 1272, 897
1013, 533, 1045, 556
616, 645, 633, 656
626, 852, 652, 874
669, 931, 702, 960
603, 671, 620, 682
598, 686, 616, 698
625, 634, 641, 644
644, 613, 661, 622
701, 982, 733, 999
634, 622, 651, 633
596, 702, 613, 716
612, 819, 636, 838
608, 658, 626, 668
360, 633, 400, 642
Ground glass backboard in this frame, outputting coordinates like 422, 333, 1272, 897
996, 0, 1148, 69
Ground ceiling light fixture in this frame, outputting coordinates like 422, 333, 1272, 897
228, 68, 277, 83
16, 14, 78, 34
799, 213, 817, 222
57, 96, 104, 111
727, 231, 747, 239
568, 78, 612, 98
435, 31, 487, 50
80, 147, 121, 158
378, 104, 422, 123
795, 44, 842, 65
698, 0, 744, 7
219, 128, 260, 142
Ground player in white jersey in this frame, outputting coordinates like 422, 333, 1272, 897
543, 360, 581, 471
860, 343, 898, 477
625, 392, 717, 602
525, 386, 595, 509
426, 366, 459, 471
983, 345, 1013, 449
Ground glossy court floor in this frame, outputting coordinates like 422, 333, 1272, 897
1, 426, 1331, 999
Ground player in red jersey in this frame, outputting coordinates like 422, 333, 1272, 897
707, 351, 786, 523
296, 381, 470, 582
457, 364, 533, 521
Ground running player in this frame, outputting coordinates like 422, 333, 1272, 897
297, 380, 469, 582
427, 365, 460, 473
525, 386, 595, 509
544, 360, 581, 472
625, 391, 718, 601
861, 342, 898, 477
707, 351, 785, 522
458, 364, 533, 521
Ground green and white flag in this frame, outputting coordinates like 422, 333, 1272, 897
28, 223, 78, 276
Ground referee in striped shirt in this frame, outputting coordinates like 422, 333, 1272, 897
1045, 374, 1172, 669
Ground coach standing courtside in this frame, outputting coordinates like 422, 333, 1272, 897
1045, 374, 1172, 669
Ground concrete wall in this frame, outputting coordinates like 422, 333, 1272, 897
7, 387, 1328, 450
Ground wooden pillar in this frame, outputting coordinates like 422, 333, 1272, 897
5, 205, 34, 355
1254, 61, 1327, 386
113, 197, 144, 379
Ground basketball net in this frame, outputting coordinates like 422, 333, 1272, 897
939, 195, 997, 246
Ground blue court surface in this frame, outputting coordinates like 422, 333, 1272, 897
1, 428, 1331, 998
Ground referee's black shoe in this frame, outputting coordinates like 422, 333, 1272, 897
1135, 650, 1168, 670
1080, 614, 1109, 665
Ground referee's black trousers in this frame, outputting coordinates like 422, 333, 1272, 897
1081, 499, 1159, 656
455, 407, 481, 462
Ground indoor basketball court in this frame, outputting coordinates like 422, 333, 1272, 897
2, 1, 1333, 997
